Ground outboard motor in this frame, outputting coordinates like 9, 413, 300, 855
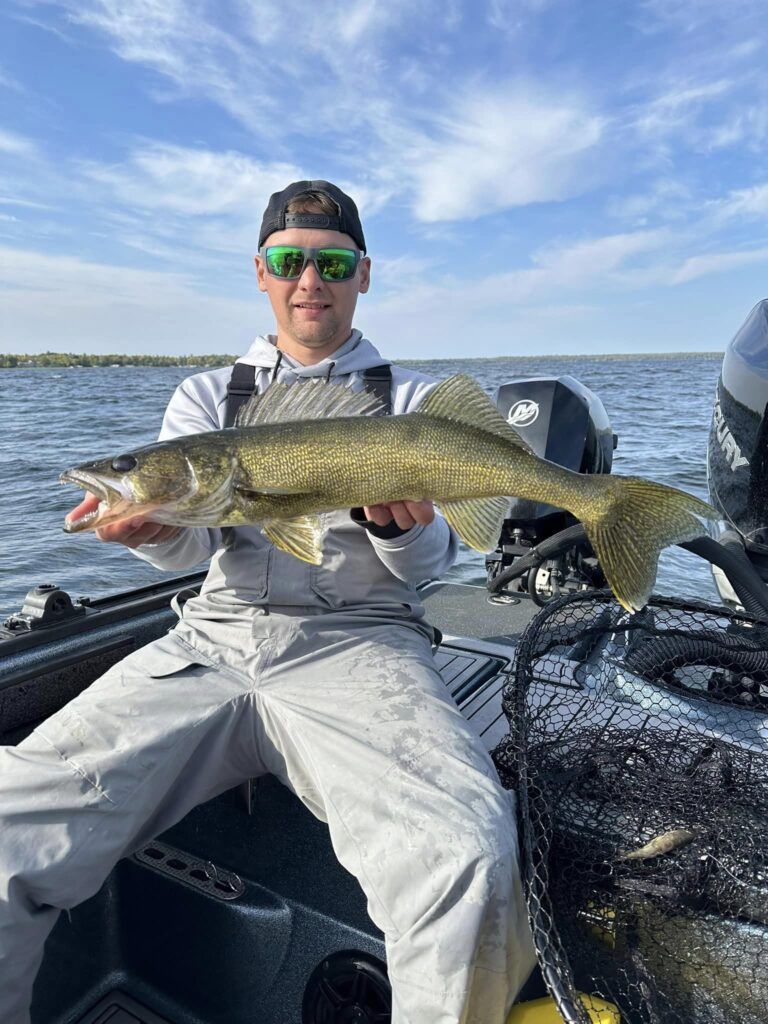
708, 299, 768, 608
486, 376, 617, 604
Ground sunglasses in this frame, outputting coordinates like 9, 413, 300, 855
260, 245, 360, 282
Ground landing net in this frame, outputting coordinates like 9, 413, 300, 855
493, 590, 768, 1024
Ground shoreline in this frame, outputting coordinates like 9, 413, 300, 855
1, 351, 723, 368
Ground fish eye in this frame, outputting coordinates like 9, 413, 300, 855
111, 454, 137, 472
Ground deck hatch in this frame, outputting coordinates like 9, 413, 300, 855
434, 646, 506, 705
75, 990, 174, 1023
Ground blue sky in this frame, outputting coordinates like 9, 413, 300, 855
1, 0, 767, 357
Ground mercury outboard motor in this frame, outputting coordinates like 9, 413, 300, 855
485, 376, 617, 604
708, 299, 768, 608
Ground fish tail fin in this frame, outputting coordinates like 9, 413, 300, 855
574, 476, 718, 612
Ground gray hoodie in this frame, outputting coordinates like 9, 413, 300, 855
132, 331, 459, 619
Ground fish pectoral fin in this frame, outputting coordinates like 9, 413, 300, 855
262, 515, 324, 564
438, 496, 509, 552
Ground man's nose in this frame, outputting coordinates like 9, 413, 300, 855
297, 260, 324, 288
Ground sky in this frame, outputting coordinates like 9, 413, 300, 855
1, 0, 767, 358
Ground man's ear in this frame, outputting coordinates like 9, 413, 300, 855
358, 256, 371, 295
255, 255, 268, 293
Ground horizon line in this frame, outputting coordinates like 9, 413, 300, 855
1, 350, 725, 363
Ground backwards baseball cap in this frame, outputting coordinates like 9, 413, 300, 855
258, 179, 366, 253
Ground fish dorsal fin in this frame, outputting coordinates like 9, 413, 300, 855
262, 514, 324, 564
236, 380, 382, 427
439, 496, 510, 552
418, 375, 533, 452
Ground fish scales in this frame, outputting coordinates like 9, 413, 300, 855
231, 415, 545, 515
61, 373, 718, 612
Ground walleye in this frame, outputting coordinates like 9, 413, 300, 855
61, 374, 717, 612
617, 828, 697, 862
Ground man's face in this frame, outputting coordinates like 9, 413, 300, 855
255, 226, 370, 364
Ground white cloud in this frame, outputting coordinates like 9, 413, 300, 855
606, 178, 693, 224
670, 248, 768, 284
63, 0, 228, 85
0, 195, 54, 209
81, 141, 393, 222
708, 120, 746, 150
533, 229, 669, 277
370, 228, 672, 320
82, 144, 302, 217
634, 79, 735, 137
405, 89, 604, 222
0, 127, 36, 156
0, 245, 190, 298
709, 183, 768, 221
75, 142, 398, 268
486, 0, 554, 32
338, 0, 381, 43
0, 245, 258, 352
22, 1, 612, 226
638, 0, 762, 35
38, 0, 417, 137
0, 63, 23, 91
490, 228, 673, 299
650, 80, 733, 112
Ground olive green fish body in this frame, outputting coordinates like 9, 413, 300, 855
61, 373, 718, 612
228, 414, 557, 513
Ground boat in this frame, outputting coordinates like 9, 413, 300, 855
3, 302, 768, 1024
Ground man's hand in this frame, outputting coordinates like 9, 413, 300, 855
362, 500, 435, 531
66, 494, 181, 548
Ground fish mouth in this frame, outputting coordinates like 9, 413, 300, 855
60, 468, 153, 533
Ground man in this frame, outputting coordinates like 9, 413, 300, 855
0, 181, 534, 1023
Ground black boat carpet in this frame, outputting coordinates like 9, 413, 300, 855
75, 991, 174, 1024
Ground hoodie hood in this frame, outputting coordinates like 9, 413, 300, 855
236, 330, 390, 379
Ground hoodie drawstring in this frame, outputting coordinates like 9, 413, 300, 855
270, 350, 284, 383
325, 361, 335, 382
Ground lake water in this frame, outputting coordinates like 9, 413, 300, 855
0, 355, 723, 616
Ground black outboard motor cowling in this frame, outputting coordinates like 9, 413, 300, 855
708, 299, 768, 604
487, 376, 617, 604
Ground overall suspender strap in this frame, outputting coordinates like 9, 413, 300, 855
362, 364, 392, 416
224, 361, 393, 426
224, 362, 257, 428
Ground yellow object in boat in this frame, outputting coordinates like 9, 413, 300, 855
506, 993, 620, 1023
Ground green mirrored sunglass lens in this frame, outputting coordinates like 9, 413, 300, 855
316, 249, 357, 279
267, 247, 305, 277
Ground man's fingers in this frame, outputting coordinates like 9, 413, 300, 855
66, 491, 180, 548
363, 504, 395, 527
118, 523, 176, 548
96, 519, 180, 548
389, 502, 417, 530
95, 516, 147, 546
65, 493, 100, 525
403, 500, 435, 526
362, 501, 435, 530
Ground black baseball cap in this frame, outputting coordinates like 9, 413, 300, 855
258, 179, 366, 253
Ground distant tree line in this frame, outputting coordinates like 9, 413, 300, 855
0, 350, 721, 369
0, 352, 238, 368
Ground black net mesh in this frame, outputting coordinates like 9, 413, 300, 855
493, 590, 768, 1024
